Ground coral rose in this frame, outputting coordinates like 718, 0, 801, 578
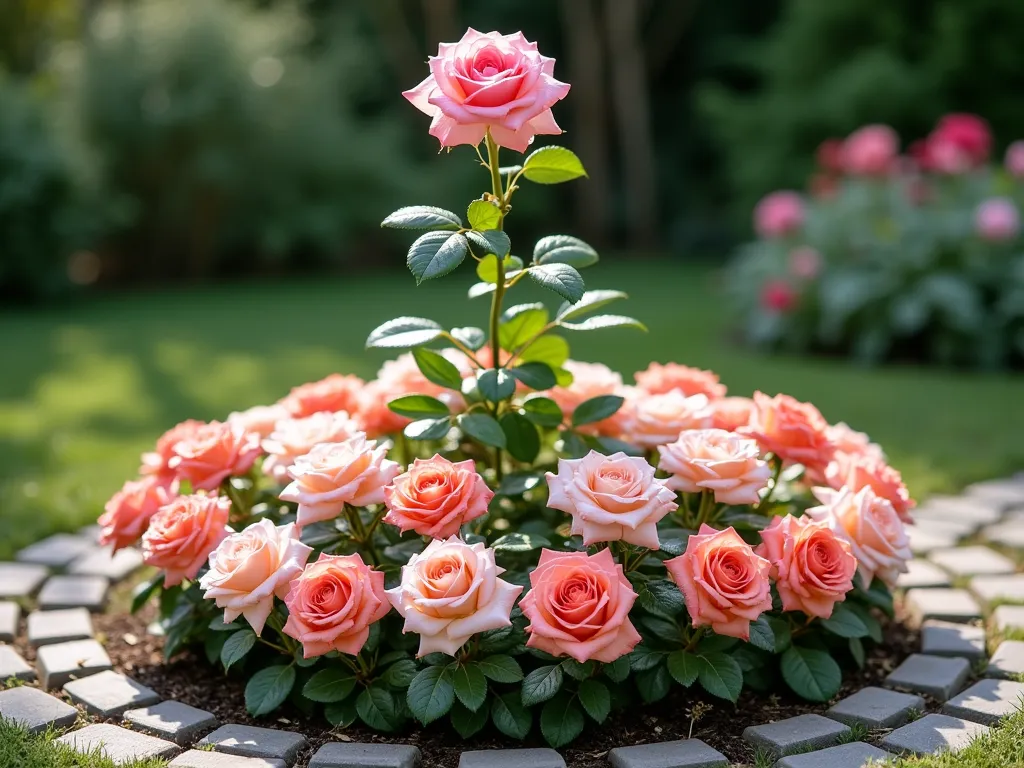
664, 524, 772, 641
140, 419, 205, 481
280, 373, 364, 418
200, 519, 312, 634
280, 435, 401, 529
634, 362, 726, 400
840, 124, 898, 176
658, 429, 771, 505
808, 486, 911, 589
975, 198, 1020, 242
709, 396, 756, 432
754, 191, 804, 239
386, 537, 521, 657
546, 451, 677, 549
383, 455, 493, 539
261, 411, 362, 483
227, 404, 290, 439
141, 492, 231, 587
99, 476, 176, 552
167, 421, 262, 491
520, 548, 641, 663
742, 391, 835, 481
283, 553, 390, 658
404, 28, 570, 153
546, 360, 629, 437
623, 391, 711, 449
757, 514, 856, 619
826, 452, 914, 523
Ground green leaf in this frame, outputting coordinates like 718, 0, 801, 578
411, 348, 463, 390
453, 663, 488, 712
407, 231, 469, 284
466, 229, 511, 258
404, 417, 451, 441
845, 601, 883, 643
521, 396, 564, 427
451, 700, 489, 738
595, 436, 643, 456
561, 314, 647, 333
667, 651, 699, 687
477, 254, 524, 284
302, 668, 357, 703
572, 395, 624, 427
382, 659, 419, 688
849, 637, 866, 668
603, 655, 631, 683
492, 532, 551, 552
540, 691, 585, 748
561, 659, 595, 681
477, 369, 517, 402
517, 334, 570, 368
636, 665, 671, 703
451, 326, 486, 351
130, 574, 162, 614
637, 579, 686, 618
497, 472, 544, 496
628, 646, 665, 672
861, 579, 895, 618
492, 692, 531, 739
500, 412, 541, 463
696, 652, 743, 702
407, 666, 455, 725
508, 362, 557, 391
522, 146, 588, 185
324, 698, 358, 727
357, 684, 400, 732
780, 646, 842, 702
767, 615, 792, 652
577, 679, 610, 723
458, 413, 507, 448
245, 665, 296, 717
468, 199, 502, 231
477, 655, 523, 684
468, 281, 497, 299
220, 630, 255, 671
381, 205, 461, 230
534, 234, 599, 269
521, 664, 564, 706
640, 615, 680, 644
747, 617, 776, 652
388, 394, 450, 419
208, 615, 241, 632
529, 263, 586, 304
556, 289, 627, 321
366, 317, 443, 349
560, 429, 590, 459
820, 603, 870, 638
499, 304, 548, 350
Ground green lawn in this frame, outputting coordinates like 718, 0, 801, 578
1, 260, 1022, 560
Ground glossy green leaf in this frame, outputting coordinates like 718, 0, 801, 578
302, 668, 356, 703
849, 637, 866, 668
820, 603, 870, 638
131, 574, 162, 614
556, 289, 628, 321
780, 646, 842, 702
492, 692, 531, 739
747, 616, 776, 652
499, 304, 548, 350
696, 652, 743, 702
637, 579, 686, 618
492, 532, 551, 552
477, 254, 524, 284
521, 396, 564, 427
357, 684, 401, 732
382, 659, 419, 688
387, 394, 449, 419
220, 630, 255, 671
477, 368, 516, 402
497, 472, 544, 496
522, 146, 588, 184
458, 412, 507, 448
407, 665, 455, 725
561, 314, 647, 332
324, 698, 358, 727
572, 395, 624, 427
534, 234, 599, 269
603, 655, 631, 683
466, 229, 511, 258
452, 663, 488, 712
577, 679, 610, 723
667, 650, 699, 687
450, 326, 486, 351
529, 263, 586, 304
245, 665, 296, 717
477, 655, 523, 683
468, 199, 502, 231
508, 362, 557, 391
403, 417, 451, 441
540, 692, 585, 748
407, 231, 469, 284
468, 281, 497, 299
500, 412, 541, 463
521, 664, 563, 706
381, 205, 461, 230
517, 334, 570, 367
636, 665, 671, 703
366, 317, 443, 349
451, 700, 489, 738
628, 646, 665, 672
412, 347, 463, 390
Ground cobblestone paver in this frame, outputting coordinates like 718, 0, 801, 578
774, 742, 892, 768
37, 574, 109, 611
0, 601, 19, 642
198, 725, 308, 766
992, 604, 1024, 633
942, 678, 1024, 725
69, 547, 144, 581
606, 739, 729, 768
826, 686, 924, 729
16, 533, 96, 569
458, 749, 565, 768
986, 640, 1024, 679
36, 638, 112, 688
929, 545, 1017, 577
0, 644, 35, 682
971, 574, 1024, 604
742, 714, 850, 758
308, 742, 422, 767
880, 713, 989, 756
0, 685, 78, 733
56, 723, 180, 764
896, 559, 952, 590
920, 620, 987, 660
885, 654, 971, 700
905, 588, 983, 623
125, 700, 220, 746
0, 562, 49, 598
169, 753, 287, 768
64, 669, 161, 717
27, 607, 94, 646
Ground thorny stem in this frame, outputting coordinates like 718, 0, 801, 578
485, 130, 507, 482
756, 456, 783, 513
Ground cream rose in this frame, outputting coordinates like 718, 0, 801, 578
658, 429, 771, 505
261, 411, 361, 483
623, 391, 712, 448
546, 360, 630, 437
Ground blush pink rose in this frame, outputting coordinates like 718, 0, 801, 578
757, 514, 856, 619
623, 390, 712, 449
808, 486, 911, 589
261, 412, 362, 483
664, 524, 772, 641
709, 396, 756, 432
141, 492, 231, 587
546, 451, 677, 549
200, 519, 312, 634
280, 435, 401, 528
99, 476, 176, 552
634, 362, 726, 400
383, 455, 493, 539
167, 421, 262, 491
754, 191, 804, 239
227, 404, 290, 439
741, 392, 835, 481
975, 198, 1020, 242
283, 553, 390, 658
840, 124, 898, 176
825, 452, 914, 523
658, 429, 771, 505
386, 537, 521, 657
827, 422, 884, 464
520, 548, 641, 663
546, 360, 629, 437
280, 374, 364, 419
140, 419, 205, 481
403, 28, 570, 153
1005, 141, 1024, 178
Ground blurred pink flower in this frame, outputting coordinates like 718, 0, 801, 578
754, 191, 805, 239
975, 197, 1020, 242
788, 247, 821, 280
840, 125, 898, 176
760, 280, 797, 313
1005, 141, 1024, 178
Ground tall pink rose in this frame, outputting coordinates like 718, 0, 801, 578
142, 492, 231, 587
140, 419, 205, 481
280, 374, 364, 419
227, 404, 290, 439
546, 451, 677, 549
546, 360, 629, 437
383, 455, 493, 539
280, 436, 401, 528
665, 524, 772, 641
200, 519, 312, 634
658, 429, 771, 505
840, 124, 898, 176
403, 29, 570, 153
754, 191, 804, 239
634, 362, 726, 400
99, 476, 176, 552
283, 553, 390, 658
520, 549, 640, 663
168, 421, 262, 491
261, 412, 361, 483
741, 391, 835, 481
825, 452, 914, 523
623, 390, 711, 449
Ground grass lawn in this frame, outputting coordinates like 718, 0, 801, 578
1, 260, 1022, 560
0, 719, 168, 768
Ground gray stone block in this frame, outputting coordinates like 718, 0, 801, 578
607, 739, 729, 768
930, 546, 1016, 577
971, 575, 1024, 605
37, 638, 112, 689
967, 480, 1024, 508
309, 742, 421, 767
0, 562, 49, 599
993, 604, 1024, 633
921, 496, 1004, 524
69, 547, 144, 582
981, 521, 1024, 549
908, 527, 959, 555
37, 574, 109, 612
27, 607, 94, 647
57, 723, 179, 764
458, 749, 565, 768
125, 700, 220, 746
198, 724, 308, 766
0, 601, 19, 643
0, 685, 78, 734
905, 588, 982, 624
826, 686, 925, 729
921, 620, 987, 660
64, 669, 161, 717
170, 752, 286, 768
742, 714, 850, 758
78, 524, 103, 543
774, 742, 893, 768
0, 645, 35, 682
885, 654, 971, 701
943, 678, 1024, 725
897, 560, 951, 590
17, 533, 96, 569
880, 713, 989, 756
987, 640, 1024, 679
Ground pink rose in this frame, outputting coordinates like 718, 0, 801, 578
283, 553, 390, 658
99, 476, 176, 552
827, 422, 884, 464
261, 412, 361, 483
789, 247, 822, 280
280, 374, 364, 419
633, 362, 726, 400
545, 451, 677, 549
356, 354, 464, 439
520, 548, 641, 663
140, 419, 205, 481
142, 492, 231, 587
930, 113, 991, 169
280, 435, 401, 528
741, 391, 835, 481
200, 519, 312, 634
168, 421, 262, 491
808, 486, 911, 589
383, 455, 493, 539
546, 360, 629, 437
975, 198, 1020, 242
623, 390, 711, 449
658, 429, 771, 505
386, 537, 521, 657
709, 396, 756, 432
761, 279, 797, 312
664, 524, 772, 641
825, 452, 914, 523
757, 514, 856, 619
227, 404, 290, 439
403, 28, 570, 153
1006, 141, 1024, 178
754, 191, 804, 239
840, 124, 898, 176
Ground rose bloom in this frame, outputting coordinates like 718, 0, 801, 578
827, 422, 884, 464
167, 421, 262, 491
280, 374, 364, 419
816, 138, 844, 174
826, 452, 914, 523
99, 476, 176, 552
142, 492, 231, 587
975, 197, 1020, 242
404, 28, 570, 153
546, 360, 629, 437
283, 553, 390, 658
546, 451, 677, 549
386, 537, 521, 657
520, 548, 641, 663
665, 524, 772, 641
761, 279, 797, 312
383, 455, 493, 539
280, 435, 401, 528
808, 486, 911, 589
789, 246, 822, 281
356, 353, 465, 439
757, 514, 857, 619
261, 411, 361, 483
227, 404, 290, 439
754, 191, 805, 239
932, 113, 991, 167
840, 124, 898, 176
140, 419, 205, 480
709, 396, 756, 432
658, 429, 771, 505
623, 390, 711, 449
200, 519, 312, 634
1006, 141, 1024, 178
633, 362, 726, 400
742, 391, 835, 481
